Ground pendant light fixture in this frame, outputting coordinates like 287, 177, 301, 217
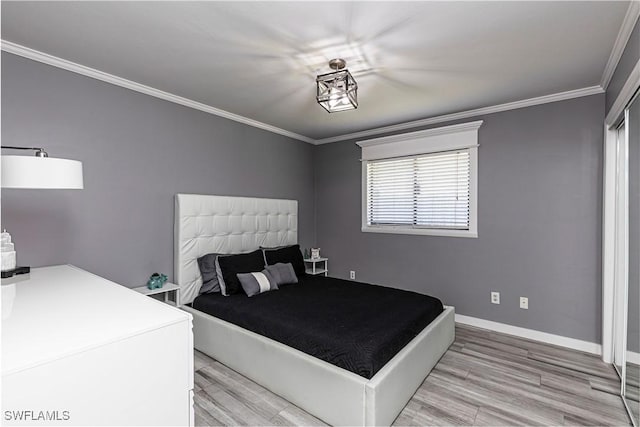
316, 58, 358, 113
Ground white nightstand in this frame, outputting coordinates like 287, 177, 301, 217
304, 257, 328, 276
133, 282, 181, 306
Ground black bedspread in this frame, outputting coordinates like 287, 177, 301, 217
192, 275, 443, 379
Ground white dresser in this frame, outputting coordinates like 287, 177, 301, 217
2, 265, 194, 426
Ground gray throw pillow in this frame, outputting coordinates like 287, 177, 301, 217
215, 256, 228, 296
237, 269, 279, 297
265, 263, 298, 286
197, 253, 222, 294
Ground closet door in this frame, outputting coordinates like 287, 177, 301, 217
616, 122, 628, 373
625, 95, 639, 425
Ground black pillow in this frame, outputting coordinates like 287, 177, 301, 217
197, 253, 222, 294
263, 244, 306, 278
216, 250, 266, 295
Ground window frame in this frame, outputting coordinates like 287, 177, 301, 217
358, 121, 481, 238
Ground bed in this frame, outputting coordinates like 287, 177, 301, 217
175, 194, 455, 426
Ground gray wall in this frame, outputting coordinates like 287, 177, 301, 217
1, 52, 315, 288
1, 50, 608, 344
606, 18, 639, 115
314, 95, 604, 344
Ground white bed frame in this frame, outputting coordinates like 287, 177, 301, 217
174, 194, 455, 426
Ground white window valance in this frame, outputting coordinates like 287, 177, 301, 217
357, 120, 482, 238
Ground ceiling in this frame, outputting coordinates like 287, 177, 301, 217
0, 1, 631, 142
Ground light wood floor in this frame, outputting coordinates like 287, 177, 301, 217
193, 324, 631, 426
625, 362, 639, 421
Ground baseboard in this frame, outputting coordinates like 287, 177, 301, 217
627, 350, 640, 365
455, 314, 602, 355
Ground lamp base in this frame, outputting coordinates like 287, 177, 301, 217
1, 266, 30, 279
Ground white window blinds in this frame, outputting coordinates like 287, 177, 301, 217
366, 149, 471, 230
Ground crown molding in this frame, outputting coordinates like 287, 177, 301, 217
0, 40, 315, 144
600, 1, 640, 90
605, 58, 640, 127
314, 85, 604, 144
1, 40, 607, 147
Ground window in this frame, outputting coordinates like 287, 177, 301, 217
358, 121, 481, 237
367, 149, 471, 229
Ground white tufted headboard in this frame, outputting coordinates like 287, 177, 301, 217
174, 194, 298, 305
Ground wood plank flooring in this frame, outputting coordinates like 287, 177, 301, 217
625, 362, 639, 422
194, 324, 631, 426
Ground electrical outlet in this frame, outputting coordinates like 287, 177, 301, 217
491, 292, 500, 304
520, 297, 529, 309
349, 271, 356, 280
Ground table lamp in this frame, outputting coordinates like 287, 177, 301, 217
1, 146, 84, 279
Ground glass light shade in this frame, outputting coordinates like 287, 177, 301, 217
1, 155, 84, 189
316, 69, 358, 113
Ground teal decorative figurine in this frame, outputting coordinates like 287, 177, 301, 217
147, 272, 168, 290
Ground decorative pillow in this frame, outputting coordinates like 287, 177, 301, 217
263, 244, 306, 278
197, 253, 222, 294
237, 269, 279, 297
259, 244, 288, 264
216, 250, 266, 296
214, 257, 227, 295
265, 263, 298, 286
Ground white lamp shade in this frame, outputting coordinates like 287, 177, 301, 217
1, 155, 84, 189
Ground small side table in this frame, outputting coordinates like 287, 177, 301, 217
304, 257, 328, 276
132, 282, 180, 306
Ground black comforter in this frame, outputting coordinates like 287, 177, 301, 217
192, 275, 443, 379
